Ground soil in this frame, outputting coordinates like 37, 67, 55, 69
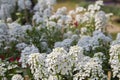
107, 23, 120, 33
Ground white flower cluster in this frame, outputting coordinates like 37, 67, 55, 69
54, 31, 79, 51
0, 0, 16, 20
111, 33, 120, 46
33, 0, 56, 25
11, 74, 23, 80
74, 55, 107, 80
28, 45, 106, 80
0, 22, 32, 47
8, 23, 32, 42
0, 23, 8, 47
8, 22, 25, 42
109, 44, 120, 79
28, 46, 84, 80
77, 31, 112, 51
95, 11, 107, 31
46, 47, 70, 75
16, 43, 28, 51
68, 46, 84, 66
27, 53, 48, 80
18, 0, 32, 10
88, 0, 103, 11
31, 0, 111, 34
0, 60, 7, 77
19, 45, 39, 68
54, 39, 73, 51
0, 59, 18, 78
7, 64, 18, 70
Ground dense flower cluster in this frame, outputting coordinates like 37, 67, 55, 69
19, 45, 39, 68
109, 44, 120, 79
0, 0, 16, 20
27, 53, 47, 80
28, 46, 107, 80
77, 30, 112, 51
0, 0, 119, 79
74, 55, 107, 80
0, 59, 18, 79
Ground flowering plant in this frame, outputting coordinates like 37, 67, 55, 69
0, 0, 119, 80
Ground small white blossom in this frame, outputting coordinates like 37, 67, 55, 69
11, 74, 23, 80
109, 44, 120, 79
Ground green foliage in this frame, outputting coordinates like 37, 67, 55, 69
101, 5, 120, 17
26, 26, 63, 53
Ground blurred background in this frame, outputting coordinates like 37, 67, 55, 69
54, 0, 120, 39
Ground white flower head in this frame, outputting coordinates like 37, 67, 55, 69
19, 45, 39, 68
28, 53, 48, 80
109, 44, 120, 79
11, 74, 23, 80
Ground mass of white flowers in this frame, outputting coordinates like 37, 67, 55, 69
46, 47, 69, 75
0, 0, 119, 80
18, 0, 32, 10
27, 45, 108, 80
11, 74, 23, 80
27, 53, 48, 80
0, 61, 7, 77
109, 44, 120, 79
19, 45, 39, 68
78, 31, 112, 51
73, 55, 107, 80
95, 11, 107, 31
0, 0, 16, 20
0, 23, 8, 47
54, 39, 73, 51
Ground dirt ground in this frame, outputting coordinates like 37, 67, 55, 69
107, 23, 120, 33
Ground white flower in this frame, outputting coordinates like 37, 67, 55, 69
0, 0, 16, 19
109, 44, 120, 79
95, 11, 107, 31
22, 24, 32, 31
11, 74, 23, 80
116, 33, 120, 40
77, 36, 92, 51
16, 43, 28, 51
65, 15, 72, 24
46, 0, 56, 6
81, 27, 87, 34
18, 0, 32, 10
88, 4, 94, 11
69, 10, 76, 16
19, 45, 39, 68
28, 53, 48, 80
111, 33, 120, 46
68, 45, 84, 65
74, 56, 107, 80
46, 47, 69, 75
54, 39, 73, 51
8, 22, 25, 42
76, 7, 86, 13
95, 0, 104, 6
41, 42, 48, 51
0, 65, 7, 76
47, 21, 56, 27
0, 23, 8, 46
75, 14, 82, 23
56, 7, 67, 15
48, 75, 58, 80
